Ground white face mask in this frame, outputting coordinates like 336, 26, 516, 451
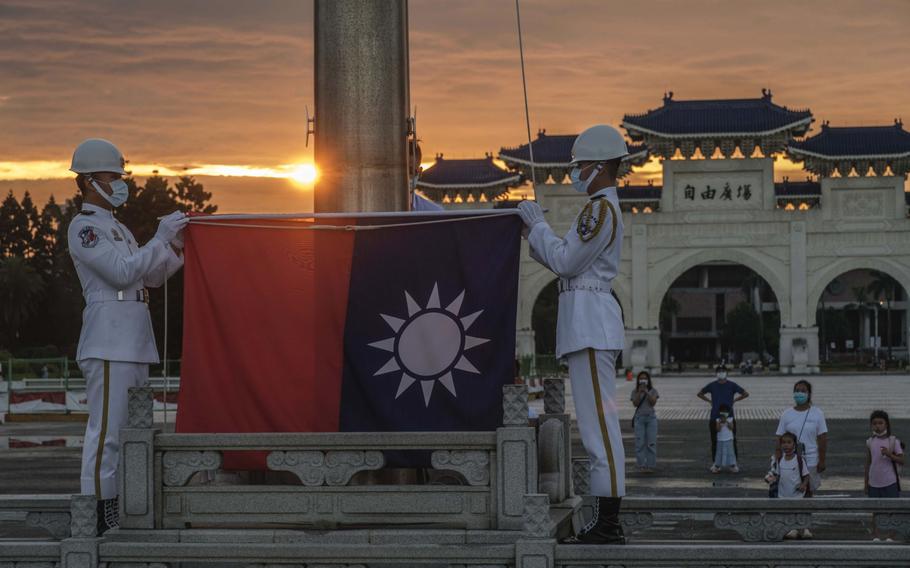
91, 177, 129, 207
717, 372, 727, 380
569, 163, 602, 194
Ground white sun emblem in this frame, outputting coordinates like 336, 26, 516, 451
368, 283, 489, 407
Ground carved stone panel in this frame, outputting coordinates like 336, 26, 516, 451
571, 459, 590, 496
543, 379, 565, 414
267, 450, 384, 486
127, 386, 154, 429
714, 511, 811, 542
69, 494, 97, 539
522, 493, 551, 538
162, 451, 222, 487
431, 450, 491, 486
502, 385, 529, 426
26, 511, 71, 539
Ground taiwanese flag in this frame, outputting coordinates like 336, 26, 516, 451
176, 212, 521, 450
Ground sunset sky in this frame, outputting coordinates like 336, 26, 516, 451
1, 0, 908, 212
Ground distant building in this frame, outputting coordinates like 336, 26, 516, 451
422, 91, 910, 373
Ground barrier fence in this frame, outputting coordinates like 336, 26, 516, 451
1, 357, 180, 419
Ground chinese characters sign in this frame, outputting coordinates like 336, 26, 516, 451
683, 182, 752, 202
674, 173, 763, 210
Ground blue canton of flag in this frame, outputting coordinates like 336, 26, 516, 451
339, 214, 521, 433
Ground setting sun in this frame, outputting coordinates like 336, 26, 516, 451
290, 163, 318, 185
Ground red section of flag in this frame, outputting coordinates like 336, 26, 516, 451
176, 217, 355, 467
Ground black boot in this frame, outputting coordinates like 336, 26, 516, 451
562, 497, 626, 545
96, 496, 120, 536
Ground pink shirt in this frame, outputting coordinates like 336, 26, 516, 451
868, 435, 903, 488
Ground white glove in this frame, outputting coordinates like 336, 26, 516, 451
171, 230, 185, 251
517, 200, 545, 228
155, 211, 189, 244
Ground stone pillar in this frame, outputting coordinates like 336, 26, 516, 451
789, 221, 809, 328
780, 327, 820, 374
624, 328, 662, 375
120, 387, 159, 529
631, 225, 649, 329
515, 494, 556, 568
61, 495, 99, 568
497, 385, 538, 530
516, 329, 536, 358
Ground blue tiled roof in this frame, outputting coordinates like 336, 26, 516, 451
617, 184, 661, 200
498, 131, 647, 166
788, 121, 910, 158
623, 90, 812, 137
774, 180, 820, 197
416, 155, 520, 188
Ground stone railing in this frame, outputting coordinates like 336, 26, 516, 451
573, 457, 910, 542
0, 494, 72, 539
119, 385, 553, 532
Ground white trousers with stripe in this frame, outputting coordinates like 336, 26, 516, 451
566, 348, 625, 497
79, 359, 149, 499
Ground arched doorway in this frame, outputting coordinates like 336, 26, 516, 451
816, 269, 908, 366
659, 263, 781, 367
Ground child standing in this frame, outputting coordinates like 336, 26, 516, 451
711, 403, 738, 473
765, 432, 810, 538
865, 410, 904, 542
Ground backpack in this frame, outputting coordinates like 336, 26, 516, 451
767, 452, 806, 498
866, 435, 904, 490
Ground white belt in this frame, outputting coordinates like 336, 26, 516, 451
85, 289, 149, 304
558, 278, 611, 294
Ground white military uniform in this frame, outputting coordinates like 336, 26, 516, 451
527, 186, 625, 497
68, 203, 183, 498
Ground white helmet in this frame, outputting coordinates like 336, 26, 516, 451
570, 125, 629, 166
70, 138, 127, 175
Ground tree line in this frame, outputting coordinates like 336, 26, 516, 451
0, 175, 217, 360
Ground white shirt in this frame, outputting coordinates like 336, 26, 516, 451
775, 406, 828, 467
527, 186, 624, 357
68, 203, 183, 363
716, 417, 735, 441
774, 453, 809, 498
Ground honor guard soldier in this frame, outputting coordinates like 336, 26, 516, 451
67, 138, 189, 534
517, 125, 628, 544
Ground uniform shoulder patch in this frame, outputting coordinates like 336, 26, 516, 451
576, 197, 607, 242
78, 225, 101, 248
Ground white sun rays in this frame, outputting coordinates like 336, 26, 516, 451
368, 283, 490, 407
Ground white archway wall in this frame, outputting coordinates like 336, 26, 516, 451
646, 246, 792, 328
518, 262, 558, 329
806, 256, 910, 327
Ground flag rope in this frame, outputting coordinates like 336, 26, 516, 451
187, 211, 518, 231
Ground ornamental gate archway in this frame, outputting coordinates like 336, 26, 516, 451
503, 93, 910, 374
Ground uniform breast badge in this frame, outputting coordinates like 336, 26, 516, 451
576, 198, 606, 242
79, 226, 100, 248
111, 228, 124, 241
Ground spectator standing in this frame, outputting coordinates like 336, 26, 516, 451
630, 371, 659, 472
765, 432, 810, 538
711, 403, 738, 473
775, 380, 827, 501
865, 410, 904, 541
697, 366, 749, 465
